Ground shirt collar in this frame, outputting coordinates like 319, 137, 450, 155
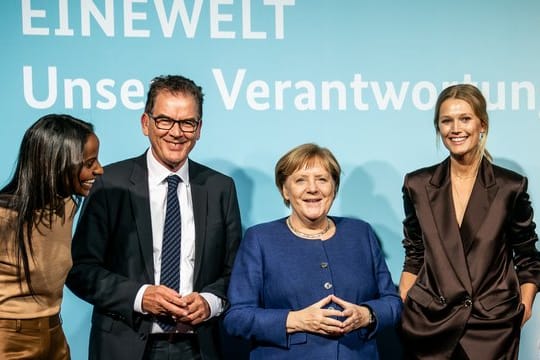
146, 149, 190, 186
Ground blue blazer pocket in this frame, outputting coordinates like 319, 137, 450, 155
288, 333, 307, 346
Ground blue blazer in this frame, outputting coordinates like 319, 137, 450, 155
224, 217, 402, 359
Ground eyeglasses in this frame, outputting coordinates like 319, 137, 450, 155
146, 113, 200, 133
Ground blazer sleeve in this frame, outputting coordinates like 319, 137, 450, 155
508, 177, 540, 289
401, 174, 425, 275
361, 224, 403, 338
223, 227, 290, 348
198, 178, 243, 301
66, 175, 144, 327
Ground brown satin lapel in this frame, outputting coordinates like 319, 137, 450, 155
460, 158, 498, 254
426, 159, 473, 294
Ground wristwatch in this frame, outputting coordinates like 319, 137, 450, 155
367, 307, 376, 325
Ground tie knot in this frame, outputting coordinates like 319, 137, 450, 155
166, 175, 181, 190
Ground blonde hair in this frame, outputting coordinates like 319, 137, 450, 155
275, 143, 341, 207
433, 84, 492, 162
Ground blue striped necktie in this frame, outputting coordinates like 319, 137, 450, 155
159, 174, 182, 331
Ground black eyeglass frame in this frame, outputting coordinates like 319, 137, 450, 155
146, 112, 201, 133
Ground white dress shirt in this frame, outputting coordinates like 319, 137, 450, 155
134, 150, 223, 332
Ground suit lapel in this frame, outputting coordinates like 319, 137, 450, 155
426, 158, 472, 294
188, 160, 208, 287
460, 158, 498, 253
129, 154, 155, 282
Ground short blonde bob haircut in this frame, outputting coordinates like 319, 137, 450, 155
275, 143, 341, 207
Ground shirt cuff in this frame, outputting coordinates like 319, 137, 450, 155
134, 284, 151, 314
200, 292, 225, 319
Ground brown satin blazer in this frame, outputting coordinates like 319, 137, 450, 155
400, 157, 540, 360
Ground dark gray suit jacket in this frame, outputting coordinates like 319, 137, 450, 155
66, 153, 242, 360
400, 157, 540, 359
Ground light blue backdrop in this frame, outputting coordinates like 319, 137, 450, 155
2, 1, 540, 358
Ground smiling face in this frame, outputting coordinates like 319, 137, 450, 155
73, 133, 103, 196
142, 91, 201, 172
437, 98, 486, 162
282, 159, 336, 227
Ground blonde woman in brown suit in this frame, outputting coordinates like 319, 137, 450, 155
399, 84, 540, 359
0, 114, 103, 359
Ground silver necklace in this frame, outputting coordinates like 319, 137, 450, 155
286, 217, 331, 239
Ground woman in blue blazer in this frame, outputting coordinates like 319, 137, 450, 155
224, 143, 402, 359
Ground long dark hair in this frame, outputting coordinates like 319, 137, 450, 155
0, 114, 95, 295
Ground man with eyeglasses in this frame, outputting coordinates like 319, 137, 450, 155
67, 75, 242, 360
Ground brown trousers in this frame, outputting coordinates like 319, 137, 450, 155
0, 314, 70, 359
